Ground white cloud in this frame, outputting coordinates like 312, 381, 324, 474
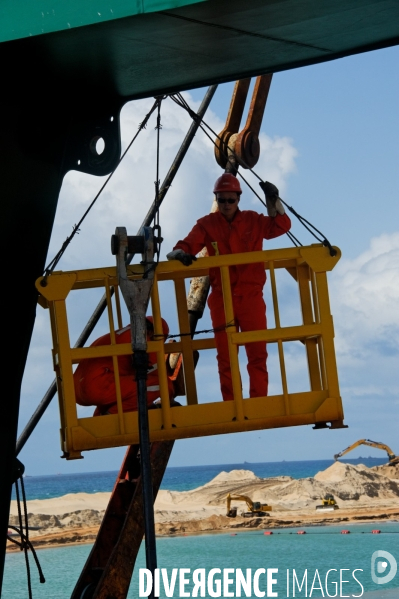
330, 232, 399, 400
331, 232, 399, 357
248, 133, 298, 205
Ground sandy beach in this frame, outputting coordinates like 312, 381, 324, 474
7, 462, 399, 551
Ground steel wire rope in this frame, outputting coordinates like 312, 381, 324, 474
128, 96, 166, 277
153, 320, 236, 341
154, 97, 163, 252
169, 93, 336, 255
169, 94, 302, 248
41, 98, 161, 285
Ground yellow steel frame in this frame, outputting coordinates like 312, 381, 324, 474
36, 244, 345, 459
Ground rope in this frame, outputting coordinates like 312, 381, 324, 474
169, 93, 337, 255
153, 97, 165, 265
286, 230, 302, 247
170, 93, 264, 182
129, 97, 166, 278
154, 98, 162, 231
279, 199, 337, 256
153, 320, 236, 341
41, 98, 161, 285
14, 477, 32, 598
11, 470, 45, 599
7, 527, 46, 583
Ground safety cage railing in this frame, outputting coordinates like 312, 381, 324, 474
36, 244, 345, 460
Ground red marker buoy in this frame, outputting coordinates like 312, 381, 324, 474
341, 530, 350, 534
264, 531, 273, 535
371, 530, 381, 534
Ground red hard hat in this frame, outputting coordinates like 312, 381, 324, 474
146, 316, 169, 337
213, 173, 242, 195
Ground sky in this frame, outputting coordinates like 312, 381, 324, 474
17, 45, 399, 475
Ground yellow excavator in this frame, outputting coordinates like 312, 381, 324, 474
334, 439, 398, 465
316, 493, 339, 511
226, 493, 272, 518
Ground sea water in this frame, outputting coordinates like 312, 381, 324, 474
5, 459, 398, 597
3, 523, 398, 598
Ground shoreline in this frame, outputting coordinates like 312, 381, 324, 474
7, 461, 399, 553
7, 508, 399, 553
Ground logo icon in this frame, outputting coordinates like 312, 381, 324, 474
371, 551, 397, 585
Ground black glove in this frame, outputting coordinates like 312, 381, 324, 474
259, 181, 279, 197
177, 253, 197, 266
259, 181, 285, 216
166, 249, 197, 266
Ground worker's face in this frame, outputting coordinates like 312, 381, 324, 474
216, 192, 240, 222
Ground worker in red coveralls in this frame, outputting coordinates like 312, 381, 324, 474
74, 316, 175, 415
167, 174, 291, 401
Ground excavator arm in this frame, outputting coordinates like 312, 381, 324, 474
226, 493, 254, 513
226, 493, 272, 517
334, 439, 397, 464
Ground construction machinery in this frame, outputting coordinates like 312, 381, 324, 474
315, 493, 339, 511
226, 493, 272, 518
334, 439, 398, 465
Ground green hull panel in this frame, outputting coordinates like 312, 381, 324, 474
2, 0, 398, 104
0, 0, 207, 43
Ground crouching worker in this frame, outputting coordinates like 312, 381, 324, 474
74, 316, 175, 415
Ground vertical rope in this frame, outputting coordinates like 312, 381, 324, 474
154, 99, 162, 230
153, 98, 163, 264
10, 468, 46, 597
15, 478, 33, 599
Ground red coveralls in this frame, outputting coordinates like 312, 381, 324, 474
174, 209, 291, 401
74, 324, 174, 415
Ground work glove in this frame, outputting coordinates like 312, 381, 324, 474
166, 249, 197, 266
259, 181, 285, 217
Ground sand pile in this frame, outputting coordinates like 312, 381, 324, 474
9, 509, 105, 531
8, 463, 399, 549
205, 470, 259, 484
152, 464, 399, 535
154, 469, 284, 522
371, 462, 399, 480
155, 463, 399, 516
10, 492, 110, 516
155, 514, 265, 536
9, 493, 110, 534
313, 461, 399, 503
